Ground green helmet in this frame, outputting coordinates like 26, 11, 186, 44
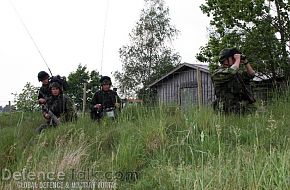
38, 71, 49, 81
219, 47, 242, 63
49, 82, 62, 91
219, 48, 232, 63
100, 76, 112, 85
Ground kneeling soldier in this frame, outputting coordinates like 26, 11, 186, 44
36, 82, 77, 133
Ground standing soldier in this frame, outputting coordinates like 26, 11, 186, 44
211, 47, 256, 114
90, 76, 121, 121
37, 71, 51, 104
36, 82, 77, 133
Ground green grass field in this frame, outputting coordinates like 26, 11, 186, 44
1, 90, 290, 189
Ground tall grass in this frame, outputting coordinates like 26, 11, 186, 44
1, 90, 290, 189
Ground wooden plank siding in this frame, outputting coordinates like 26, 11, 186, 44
149, 63, 215, 107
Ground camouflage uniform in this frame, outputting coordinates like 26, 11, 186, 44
45, 94, 77, 122
38, 84, 51, 100
212, 66, 256, 114
90, 90, 121, 121
37, 91, 77, 134
37, 71, 51, 100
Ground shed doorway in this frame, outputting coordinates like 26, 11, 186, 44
179, 86, 198, 109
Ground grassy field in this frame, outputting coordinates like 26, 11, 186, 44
1, 90, 290, 189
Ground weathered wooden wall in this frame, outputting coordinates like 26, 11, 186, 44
154, 67, 215, 106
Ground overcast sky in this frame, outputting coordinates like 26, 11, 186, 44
0, 0, 210, 106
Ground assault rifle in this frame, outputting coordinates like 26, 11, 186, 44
38, 90, 60, 126
41, 104, 61, 126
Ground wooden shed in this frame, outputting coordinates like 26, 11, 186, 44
148, 63, 215, 107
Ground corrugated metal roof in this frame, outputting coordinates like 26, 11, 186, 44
148, 63, 209, 87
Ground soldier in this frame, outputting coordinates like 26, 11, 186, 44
90, 76, 121, 121
36, 82, 77, 133
37, 71, 51, 104
211, 47, 256, 114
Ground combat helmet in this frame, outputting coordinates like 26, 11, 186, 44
49, 82, 63, 92
219, 47, 242, 63
100, 76, 112, 85
38, 71, 50, 81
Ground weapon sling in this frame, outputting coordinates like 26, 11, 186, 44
235, 73, 256, 103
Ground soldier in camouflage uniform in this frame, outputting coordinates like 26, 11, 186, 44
90, 76, 121, 121
36, 82, 77, 133
211, 48, 256, 114
37, 71, 51, 104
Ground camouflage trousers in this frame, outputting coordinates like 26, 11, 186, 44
213, 99, 256, 115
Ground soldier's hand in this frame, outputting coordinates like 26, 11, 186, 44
44, 113, 50, 119
115, 103, 120, 108
234, 54, 241, 60
39, 98, 46, 104
94, 104, 102, 109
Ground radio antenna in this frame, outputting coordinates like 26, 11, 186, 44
9, 0, 53, 76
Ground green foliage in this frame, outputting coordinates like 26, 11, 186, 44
67, 64, 90, 110
87, 70, 101, 102
115, 0, 181, 98
198, 0, 290, 79
14, 82, 38, 112
2, 89, 290, 189
67, 64, 101, 110
0, 112, 43, 170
